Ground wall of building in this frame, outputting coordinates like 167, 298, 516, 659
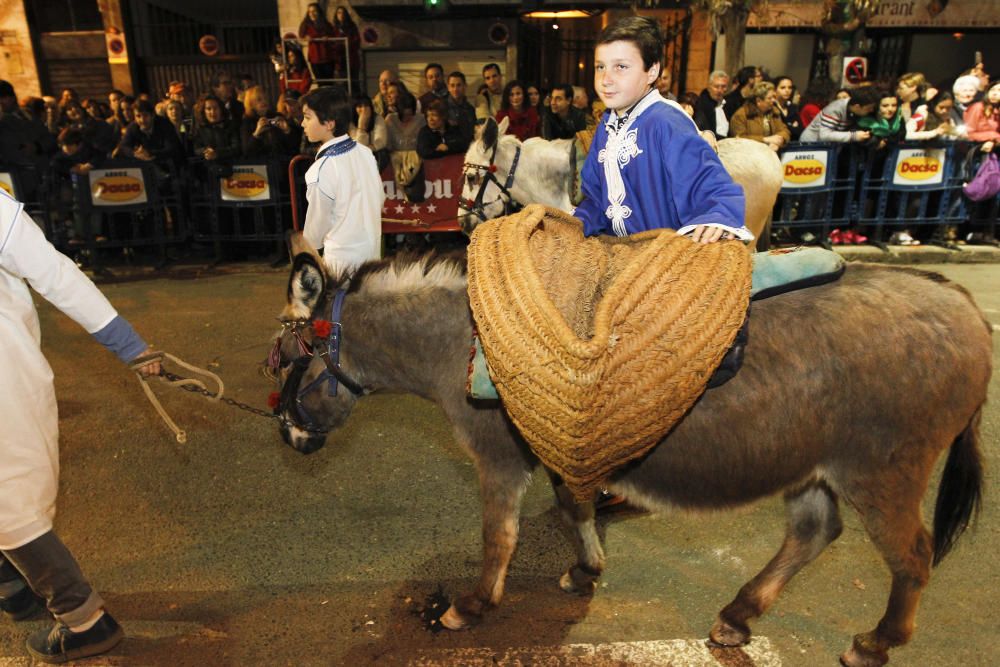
0, 0, 41, 97
684, 10, 714, 94
714, 33, 815, 90
907, 33, 998, 87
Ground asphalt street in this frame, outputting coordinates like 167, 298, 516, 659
1, 260, 997, 666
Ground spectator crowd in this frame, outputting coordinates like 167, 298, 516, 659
0, 28, 996, 251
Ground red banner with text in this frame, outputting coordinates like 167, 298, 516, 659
380, 153, 463, 233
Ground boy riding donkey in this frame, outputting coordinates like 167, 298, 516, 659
575, 16, 752, 508
576, 16, 749, 243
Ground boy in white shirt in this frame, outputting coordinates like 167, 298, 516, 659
300, 86, 385, 277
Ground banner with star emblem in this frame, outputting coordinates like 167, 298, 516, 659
380, 154, 463, 233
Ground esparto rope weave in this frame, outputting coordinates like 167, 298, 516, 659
467, 205, 752, 501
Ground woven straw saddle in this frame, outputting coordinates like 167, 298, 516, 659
467, 205, 752, 501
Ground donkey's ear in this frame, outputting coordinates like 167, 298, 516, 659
282, 250, 326, 321
496, 115, 510, 138
287, 231, 321, 264
481, 117, 498, 150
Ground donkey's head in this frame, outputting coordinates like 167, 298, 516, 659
271, 234, 366, 454
458, 115, 512, 235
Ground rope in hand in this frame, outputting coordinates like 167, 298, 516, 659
130, 351, 224, 444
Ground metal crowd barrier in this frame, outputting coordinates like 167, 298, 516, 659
11, 138, 999, 264
72, 159, 188, 269
773, 140, 998, 248
189, 158, 291, 259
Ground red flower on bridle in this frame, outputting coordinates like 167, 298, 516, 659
312, 319, 333, 339
267, 391, 281, 410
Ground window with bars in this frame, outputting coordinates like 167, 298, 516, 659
30, 0, 102, 32
130, 0, 277, 58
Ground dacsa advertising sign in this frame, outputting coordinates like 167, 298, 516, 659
0, 172, 16, 199
780, 150, 829, 189
893, 148, 946, 186
89, 168, 148, 206
221, 165, 270, 201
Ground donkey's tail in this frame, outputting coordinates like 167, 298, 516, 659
932, 406, 984, 566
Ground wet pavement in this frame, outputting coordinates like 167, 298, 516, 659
0, 258, 997, 666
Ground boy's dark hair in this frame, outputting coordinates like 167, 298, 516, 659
57, 127, 83, 147
134, 99, 156, 115
448, 71, 466, 83
848, 86, 882, 109
596, 16, 663, 72
482, 63, 501, 77
424, 63, 444, 76
301, 85, 352, 137
426, 99, 447, 117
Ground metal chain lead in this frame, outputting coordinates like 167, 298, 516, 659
161, 370, 282, 422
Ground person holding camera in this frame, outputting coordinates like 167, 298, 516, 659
240, 85, 302, 160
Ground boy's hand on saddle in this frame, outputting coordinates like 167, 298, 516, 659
686, 225, 734, 244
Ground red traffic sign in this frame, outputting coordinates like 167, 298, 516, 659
199, 35, 219, 57
843, 57, 867, 85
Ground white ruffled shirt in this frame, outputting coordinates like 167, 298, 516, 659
303, 135, 385, 277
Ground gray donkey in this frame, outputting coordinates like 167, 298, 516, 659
273, 242, 990, 667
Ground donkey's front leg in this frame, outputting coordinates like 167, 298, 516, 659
546, 470, 605, 595
440, 462, 532, 630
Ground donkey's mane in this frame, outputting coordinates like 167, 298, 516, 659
343, 250, 468, 296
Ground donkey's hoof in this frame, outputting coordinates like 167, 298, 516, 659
708, 617, 751, 647
559, 567, 598, 595
440, 605, 472, 631
839, 637, 889, 667
439, 596, 484, 632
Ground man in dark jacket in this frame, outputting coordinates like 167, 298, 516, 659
445, 71, 476, 148
542, 84, 588, 140
210, 71, 245, 124
693, 70, 731, 139
418, 63, 449, 114
115, 100, 184, 169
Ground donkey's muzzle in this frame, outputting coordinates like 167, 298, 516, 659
280, 419, 327, 454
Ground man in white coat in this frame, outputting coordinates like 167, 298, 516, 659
0, 190, 159, 663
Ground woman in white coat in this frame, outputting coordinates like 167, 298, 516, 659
0, 190, 159, 663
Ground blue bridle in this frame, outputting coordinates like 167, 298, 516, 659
283, 288, 366, 434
